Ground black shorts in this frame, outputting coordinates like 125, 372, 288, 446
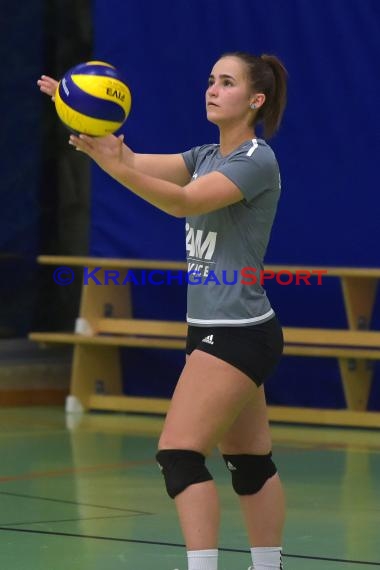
186, 315, 284, 387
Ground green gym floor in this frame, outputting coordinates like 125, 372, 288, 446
0, 408, 379, 569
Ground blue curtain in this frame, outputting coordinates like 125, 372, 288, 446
91, 0, 380, 408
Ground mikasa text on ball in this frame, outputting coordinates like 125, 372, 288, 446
55, 61, 132, 136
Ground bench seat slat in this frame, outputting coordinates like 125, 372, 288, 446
29, 332, 186, 349
37, 255, 187, 271
283, 345, 380, 359
36, 256, 380, 278
96, 319, 380, 348
283, 327, 380, 348
97, 318, 187, 337
29, 330, 380, 359
85, 396, 380, 427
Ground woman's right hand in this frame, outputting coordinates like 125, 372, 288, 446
37, 75, 59, 100
79, 134, 135, 167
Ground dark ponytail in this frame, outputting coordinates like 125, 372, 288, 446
259, 54, 288, 139
222, 51, 288, 139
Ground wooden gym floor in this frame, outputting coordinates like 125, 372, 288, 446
0, 407, 379, 569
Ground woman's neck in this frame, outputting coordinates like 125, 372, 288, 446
218, 125, 256, 157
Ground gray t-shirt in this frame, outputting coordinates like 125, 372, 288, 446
182, 138, 281, 326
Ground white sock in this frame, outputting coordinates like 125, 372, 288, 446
187, 549, 218, 570
250, 546, 283, 569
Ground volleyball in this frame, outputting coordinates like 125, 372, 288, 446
54, 61, 132, 136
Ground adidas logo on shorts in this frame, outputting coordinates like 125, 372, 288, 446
202, 334, 214, 345
226, 461, 237, 471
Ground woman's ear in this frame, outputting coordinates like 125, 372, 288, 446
250, 93, 266, 110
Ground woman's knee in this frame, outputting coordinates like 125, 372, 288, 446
156, 448, 213, 498
222, 452, 278, 495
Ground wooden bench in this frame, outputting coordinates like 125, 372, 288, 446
29, 256, 380, 428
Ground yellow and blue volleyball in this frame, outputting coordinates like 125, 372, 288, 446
54, 61, 132, 136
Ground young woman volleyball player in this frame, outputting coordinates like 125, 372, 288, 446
38, 52, 288, 570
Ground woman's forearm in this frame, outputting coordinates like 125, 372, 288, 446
107, 161, 187, 217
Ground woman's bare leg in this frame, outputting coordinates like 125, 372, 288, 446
158, 350, 258, 550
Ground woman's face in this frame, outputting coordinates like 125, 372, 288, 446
206, 56, 253, 127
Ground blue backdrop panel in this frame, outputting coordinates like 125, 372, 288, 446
92, 0, 380, 408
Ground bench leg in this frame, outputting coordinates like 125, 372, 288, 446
339, 358, 373, 411
70, 345, 123, 410
339, 277, 378, 411
341, 277, 378, 329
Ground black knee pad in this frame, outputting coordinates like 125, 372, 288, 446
156, 449, 213, 499
223, 452, 277, 495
